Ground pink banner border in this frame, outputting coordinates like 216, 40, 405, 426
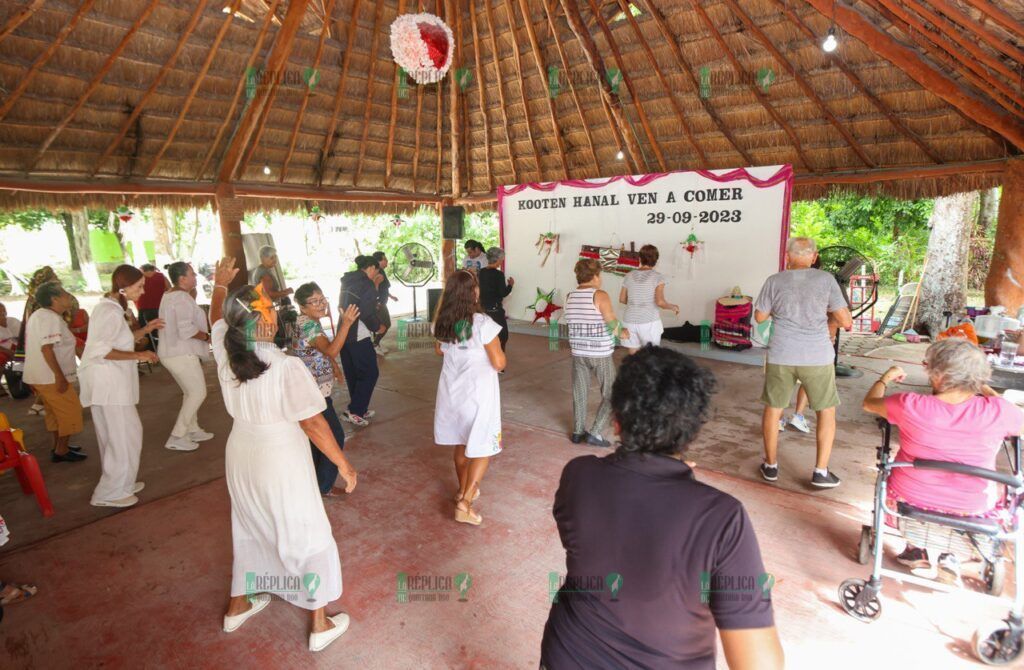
497, 165, 794, 271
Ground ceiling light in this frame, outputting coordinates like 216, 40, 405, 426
616, 150, 625, 161
262, 164, 271, 175
822, 28, 838, 53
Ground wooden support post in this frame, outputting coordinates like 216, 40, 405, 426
444, 0, 460, 281
440, 202, 457, 281
985, 158, 1024, 312
216, 183, 248, 289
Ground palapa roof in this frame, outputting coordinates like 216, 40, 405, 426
0, 0, 1021, 215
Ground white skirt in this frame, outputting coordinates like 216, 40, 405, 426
226, 419, 342, 610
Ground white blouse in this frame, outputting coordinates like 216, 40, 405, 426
79, 297, 139, 407
158, 290, 210, 360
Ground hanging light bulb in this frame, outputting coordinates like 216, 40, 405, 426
822, 27, 838, 53
616, 150, 625, 161
262, 164, 271, 175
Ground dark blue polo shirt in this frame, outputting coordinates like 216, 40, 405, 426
541, 452, 774, 669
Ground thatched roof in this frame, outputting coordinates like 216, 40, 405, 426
0, 0, 1020, 214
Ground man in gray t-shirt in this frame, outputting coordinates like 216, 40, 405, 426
753, 237, 852, 489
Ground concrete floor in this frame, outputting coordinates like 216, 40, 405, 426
0, 334, 1013, 668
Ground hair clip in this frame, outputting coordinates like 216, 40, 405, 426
235, 297, 253, 314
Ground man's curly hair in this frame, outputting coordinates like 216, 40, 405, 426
611, 346, 717, 456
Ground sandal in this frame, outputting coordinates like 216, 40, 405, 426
0, 583, 38, 606
455, 501, 482, 526
453, 488, 481, 504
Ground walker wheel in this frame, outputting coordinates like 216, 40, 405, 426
838, 578, 881, 623
984, 560, 1006, 597
974, 622, 1024, 665
857, 526, 873, 565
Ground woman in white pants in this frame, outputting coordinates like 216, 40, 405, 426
619, 245, 679, 354
158, 262, 212, 452
79, 265, 162, 508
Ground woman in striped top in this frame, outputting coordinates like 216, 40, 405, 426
564, 259, 629, 449
619, 245, 679, 354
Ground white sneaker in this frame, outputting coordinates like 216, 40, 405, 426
188, 429, 214, 442
133, 482, 145, 494
789, 413, 811, 433
778, 418, 786, 432
91, 495, 138, 508
165, 435, 200, 451
223, 593, 272, 633
374, 344, 388, 356
363, 409, 376, 419
309, 613, 351, 652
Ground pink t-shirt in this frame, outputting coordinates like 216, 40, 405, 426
885, 393, 1023, 514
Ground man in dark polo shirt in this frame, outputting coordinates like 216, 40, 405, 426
541, 347, 783, 669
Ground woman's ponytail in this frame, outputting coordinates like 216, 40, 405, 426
223, 285, 271, 383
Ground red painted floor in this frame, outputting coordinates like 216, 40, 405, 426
0, 335, 1016, 668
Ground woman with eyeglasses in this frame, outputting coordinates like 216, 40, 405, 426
294, 283, 360, 497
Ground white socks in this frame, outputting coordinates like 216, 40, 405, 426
814, 467, 829, 476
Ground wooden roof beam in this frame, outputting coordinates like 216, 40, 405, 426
0, 0, 97, 123
0, 0, 45, 47
280, 0, 337, 183
435, 0, 443, 194
315, 0, 361, 187
688, 0, 813, 171
384, 0, 408, 189
482, 0, 518, 184
557, 0, 647, 172
769, 0, 942, 164
645, 0, 753, 166
514, 0, 570, 180
216, 0, 311, 183
959, 0, 1024, 42
927, 0, 1024, 64
468, 0, 494, 192
27, 0, 160, 171
802, 0, 1024, 151
583, 0, 667, 171
144, 0, 242, 179
542, 0, 600, 175
498, 0, 544, 179
352, 0, 385, 186
721, 0, 875, 168
447, 0, 462, 199
196, 0, 280, 181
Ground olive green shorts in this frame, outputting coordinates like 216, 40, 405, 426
761, 363, 840, 411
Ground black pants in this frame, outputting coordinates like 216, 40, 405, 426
310, 396, 346, 495
486, 307, 509, 351
339, 337, 379, 416
138, 308, 160, 348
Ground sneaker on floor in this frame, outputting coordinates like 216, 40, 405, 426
937, 553, 963, 587
896, 546, 931, 571
68, 445, 83, 452
363, 410, 376, 419
165, 435, 200, 451
28, 404, 44, 416
188, 429, 214, 442
778, 418, 786, 432
374, 344, 388, 356
760, 462, 779, 482
51, 450, 87, 463
91, 495, 138, 508
309, 613, 351, 652
570, 432, 588, 444
788, 413, 811, 433
586, 434, 612, 448
341, 411, 369, 427
132, 482, 145, 494
811, 470, 841, 488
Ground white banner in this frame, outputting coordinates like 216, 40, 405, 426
498, 165, 793, 327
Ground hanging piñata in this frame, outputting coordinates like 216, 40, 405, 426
308, 205, 324, 223
116, 205, 134, 223
389, 13, 455, 85
535, 232, 559, 267
528, 287, 562, 324
681, 228, 706, 278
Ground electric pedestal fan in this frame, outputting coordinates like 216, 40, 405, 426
816, 245, 880, 379
393, 242, 437, 321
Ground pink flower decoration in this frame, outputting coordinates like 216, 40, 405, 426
390, 13, 454, 85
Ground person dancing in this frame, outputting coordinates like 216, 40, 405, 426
294, 282, 360, 497
210, 258, 357, 652
478, 247, 514, 354
79, 265, 162, 508
433, 270, 505, 526
158, 262, 213, 452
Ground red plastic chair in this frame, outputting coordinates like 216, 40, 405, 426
0, 429, 54, 517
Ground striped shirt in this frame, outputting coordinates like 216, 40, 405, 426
623, 269, 666, 324
565, 288, 614, 358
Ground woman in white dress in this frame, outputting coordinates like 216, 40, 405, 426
433, 270, 505, 526
209, 258, 357, 652
79, 265, 162, 508
158, 262, 213, 452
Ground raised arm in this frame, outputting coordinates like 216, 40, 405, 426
209, 257, 240, 325
312, 304, 360, 359
862, 366, 905, 417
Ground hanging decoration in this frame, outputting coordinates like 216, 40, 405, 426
578, 244, 635, 277
535, 232, 559, 267
116, 204, 134, 223
391, 215, 404, 228
679, 228, 706, 278
389, 13, 455, 85
308, 205, 324, 224
528, 287, 562, 324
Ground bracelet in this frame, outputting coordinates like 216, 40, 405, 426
213, 284, 229, 292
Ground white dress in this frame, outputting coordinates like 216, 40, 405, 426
211, 320, 342, 610
434, 313, 503, 458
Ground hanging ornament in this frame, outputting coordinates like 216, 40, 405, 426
308, 205, 324, 224
391, 215, 404, 228
681, 228, 706, 279
389, 13, 455, 85
116, 204, 134, 223
528, 287, 562, 324
535, 232, 559, 267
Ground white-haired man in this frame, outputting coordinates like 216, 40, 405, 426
754, 237, 852, 488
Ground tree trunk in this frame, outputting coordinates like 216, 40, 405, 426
69, 209, 102, 292
916, 191, 978, 337
152, 207, 174, 261
60, 212, 80, 271
977, 186, 1001, 236
986, 159, 1024, 312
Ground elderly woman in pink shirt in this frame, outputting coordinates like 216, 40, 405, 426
862, 338, 1023, 584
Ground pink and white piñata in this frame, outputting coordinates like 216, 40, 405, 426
389, 13, 454, 85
